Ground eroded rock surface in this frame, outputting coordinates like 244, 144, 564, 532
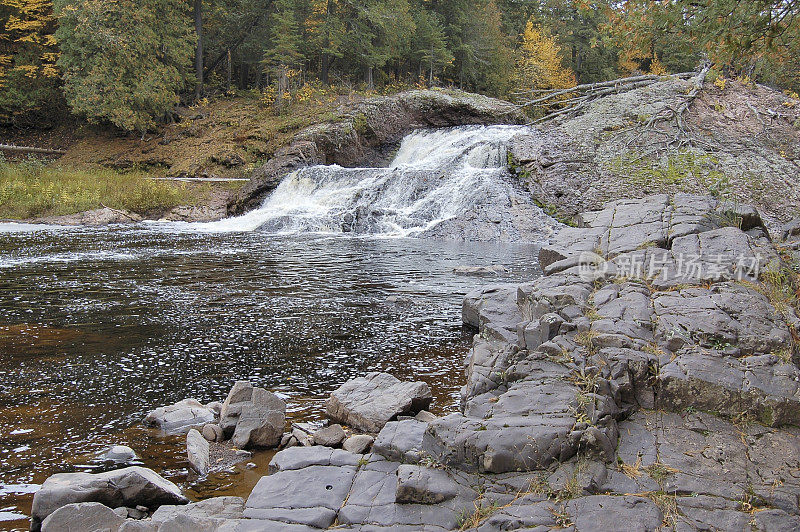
508, 77, 800, 230
240, 196, 800, 531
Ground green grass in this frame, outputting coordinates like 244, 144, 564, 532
0, 157, 207, 219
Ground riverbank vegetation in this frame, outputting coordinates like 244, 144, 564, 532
0, 157, 218, 219
1, 0, 799, 132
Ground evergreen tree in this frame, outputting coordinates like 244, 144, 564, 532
0, 0, 61, 123
263, 0, 303, 106
538, 0, 618, 83
441, 0, 513, 96
54, 0, 194, 133
305, 0, 346, 84
411, 5, 452, 85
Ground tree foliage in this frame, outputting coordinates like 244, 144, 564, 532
54, 0, 194, 132
3, 0, 800, 131
514, 20, 575, 92
0, 0, 60, 123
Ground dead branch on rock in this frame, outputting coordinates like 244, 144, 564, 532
622, 64, 713, 159
514, 71, 697, 124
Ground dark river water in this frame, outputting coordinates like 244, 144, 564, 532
0, 223, 541, 529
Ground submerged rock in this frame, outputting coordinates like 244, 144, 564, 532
326, 372, 433, 433
31, 466, 188, 530
143, 398, 216, 434
103, 445, 137, 464
452, 265, 508, 276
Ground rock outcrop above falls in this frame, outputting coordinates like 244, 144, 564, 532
227, 89, 525, 215
236, 195, 800, 531
509, 77, 800, 229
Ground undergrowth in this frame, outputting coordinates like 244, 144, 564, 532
0, 156, 219, 219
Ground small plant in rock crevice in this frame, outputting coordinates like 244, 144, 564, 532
646, 490, 680, 528
550, 503, 574, 528
574, 330, 600, 356
618, 455, 643, 479
643, 461, 679, 485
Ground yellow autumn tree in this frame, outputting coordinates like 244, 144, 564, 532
513, 20, 575, 93
0, 0, 60, 121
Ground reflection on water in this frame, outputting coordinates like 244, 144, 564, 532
0, 224, 540, 529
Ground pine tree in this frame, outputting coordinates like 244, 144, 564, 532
514, 19, 575, 92
411, 5, 452, 85
0, 0, 60, 123
263, 0, 303, 107
54, 0, 195, 133
305, 0, 346, 84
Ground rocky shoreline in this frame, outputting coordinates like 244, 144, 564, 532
29, 194, 800, 531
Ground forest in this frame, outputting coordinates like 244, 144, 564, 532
1, 0, 799, 132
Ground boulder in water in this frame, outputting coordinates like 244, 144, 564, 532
103, 445, 137, 464
187, 429, 210, 475
219, 380, 254, 438
230, 387, 286, 449
31, 466, 188, 530
143, 398, 216, 434
325, 372, 432, 433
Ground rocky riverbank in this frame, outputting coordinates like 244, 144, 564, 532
29, 194, 800, 531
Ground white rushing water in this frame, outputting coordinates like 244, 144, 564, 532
190, 125, 556, 242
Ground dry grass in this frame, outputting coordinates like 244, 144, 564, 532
0, 157, 225, 219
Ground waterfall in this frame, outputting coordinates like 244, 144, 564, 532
192, 125, 557, 242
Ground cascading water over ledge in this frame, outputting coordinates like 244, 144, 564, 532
190, 125, 557, 242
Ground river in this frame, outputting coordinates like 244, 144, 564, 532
0, 125, 551, 529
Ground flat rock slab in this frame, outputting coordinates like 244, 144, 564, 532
326, 372, 432, 433
338, 458, 474, 530
31, 466, 188, 530
152, 496, 245, 523
372, 419, 427, 463
268, 445, 361, 473
565, 495, 662, 531
395, 465, 461, 504
244, 464, 358, 528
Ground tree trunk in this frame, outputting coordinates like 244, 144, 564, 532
226, 48, 232, 93
194, 0, 203, 99
321, 53, 330, 84
277, 65, 289, 110
365, 66, 373, 90
429, 45, 434, 86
